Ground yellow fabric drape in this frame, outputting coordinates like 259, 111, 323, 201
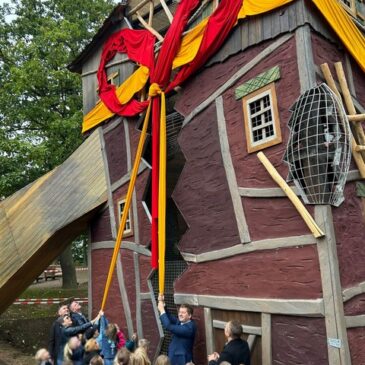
313, 0, 365, 73
100, 98, 151, 310
172, 18, 208, 69
238, 0, 293, 19
158, 91, 167, 295
82, 65, 150, 133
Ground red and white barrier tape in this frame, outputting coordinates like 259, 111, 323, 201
13, 297, 88, 305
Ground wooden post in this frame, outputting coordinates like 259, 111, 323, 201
257, 151, 324, 238
315, 206, 351, 365
261, 313, 272, 365
204, 307, 214, 356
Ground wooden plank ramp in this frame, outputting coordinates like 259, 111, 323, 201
0, 129, 107, 314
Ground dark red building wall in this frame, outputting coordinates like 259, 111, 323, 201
333, 182, 365, 289
120, 248, 137, 332
347, 327, 365, 365
173, 103, 241, 254
174, 245, 322, 299
90, 207, 113, 242
91, 249, 127, 333
243, 197, 314, 241
103, 122, 128, 185
139, 254, 152, 293
271, 315, 328, 365
344, 293, 365, 316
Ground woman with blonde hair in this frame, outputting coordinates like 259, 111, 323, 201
130, 347, 151, 365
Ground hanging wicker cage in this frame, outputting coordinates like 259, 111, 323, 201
283, 83, 351, 207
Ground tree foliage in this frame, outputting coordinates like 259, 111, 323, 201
0, 0, 115, 198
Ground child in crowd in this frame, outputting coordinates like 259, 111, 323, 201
63, 336, 84, 365
90, 354, 105, 365
35, 348, 52, 365
83, 338, 101, 365
154, 355, 171, 365
114, 348, 131, 365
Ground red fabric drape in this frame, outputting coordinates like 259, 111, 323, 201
150, 0, 200, 269
97, 29, 155, 115
166, 0, 243, 92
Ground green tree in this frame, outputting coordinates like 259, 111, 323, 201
0, 0, 115, 198
0, 0, 115, 286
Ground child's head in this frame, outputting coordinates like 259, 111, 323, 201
130, 347, 151, 365
115, 348, 130, 365
154, 355, 171, 365
138, 338, 150, 351
105, 323, 118, 342
90, 355, 104, 365
35, 348, 50, 362
85, 338, 99, 352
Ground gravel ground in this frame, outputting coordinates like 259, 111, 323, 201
0, 341, 34, 365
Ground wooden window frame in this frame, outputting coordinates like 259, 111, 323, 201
117, 198, 133, 238
339, 0, 358, 17
242, 82, 282, 153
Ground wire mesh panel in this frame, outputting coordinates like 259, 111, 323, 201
283, 83, 351, 207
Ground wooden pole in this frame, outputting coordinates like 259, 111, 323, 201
159, 0, 173, 24
320, 62, 365, 179
257, 152, 324, 238
320, 63, 342, 101
348, 114, 365, 122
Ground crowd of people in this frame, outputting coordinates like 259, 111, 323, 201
33, 297, 250, 365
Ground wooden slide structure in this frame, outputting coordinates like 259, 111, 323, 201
0, 130, 108, 314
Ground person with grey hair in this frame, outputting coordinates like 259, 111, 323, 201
207, 320, 250, 365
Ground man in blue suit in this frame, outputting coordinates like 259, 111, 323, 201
158, 297, 196, 365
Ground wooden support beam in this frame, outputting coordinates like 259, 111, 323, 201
180, 234, 315, 263
295, 25, 316, 93
174, 294, 324, 316
261, 313, 272, 365
159, 0, 173, 24
98, 128, 118, 239
204, 308, 214, 356
335, 62, 365, 145
315, 206, 351, 365
116, 255, 134, 337
320, 63, 342, 101
257, 151, 324, 238
355, 145, 365, 152
134, 252, 143, 339
343, 281, 365, 302
345, 315, 365, 328
148, 0, 154, 26
213, 320, 262, 335
91, 240, 151, 256
348, 114, 365, 122
216, 96, 250, 243
136, 11, 164, 42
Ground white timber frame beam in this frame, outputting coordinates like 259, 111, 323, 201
215, 96, 250, 243
91, 241, 151, 256
295, 24, 316, 93
315, 206, 351, 365
343, 281, 365, 302
174, 294, 324, 316
180, 234, 315, 263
